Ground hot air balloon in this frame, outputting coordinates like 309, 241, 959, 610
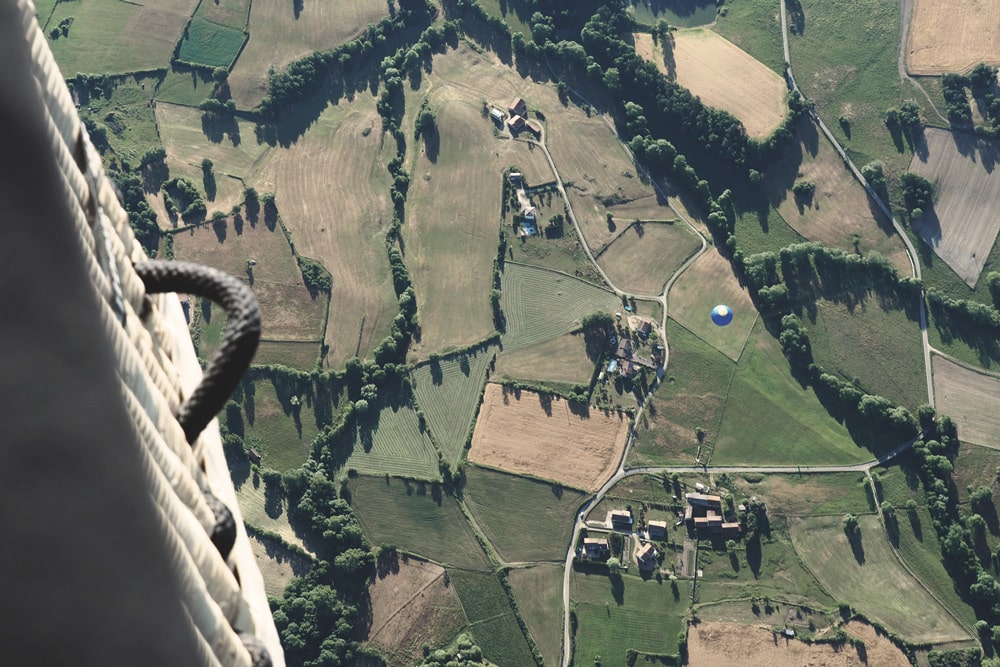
711, 304, 733, 326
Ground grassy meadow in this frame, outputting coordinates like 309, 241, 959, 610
510, 197, 606, 286
348, 476, 491, 570
711, 0, 786, 74
235, 471, 309, 552
228, 378, 325, 472
334, 404, 441, 480
494, 331, 596, 387
507, 564, 564, 667
154, 68, 222, 107
177, 19, 246, 69
628, 0, 718, 28
78, 75, 161, 166
463, 465, 586, 563
732, 472, 875, 517
449, 570, 538, 667
596, 221, 701, 296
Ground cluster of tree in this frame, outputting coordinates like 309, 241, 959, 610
987, 272, 1000, 310
161, 176, 206, 222
415, 634, 488, 666
49, 16, 73, 39
792, 179, 815, 197
413, 98, 437, 140
297, 256, 332, 292
139, 147, 167, 169
109, 165, 160, 256
942, 72, 974, 125
927, 289, 1000, 333
884, 101, 922, 150
861, 161, 886, 191
900, 171, 934, 216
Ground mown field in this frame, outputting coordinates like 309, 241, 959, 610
629, 321, 735, 467
494, 331, 596, 387
347, 476, 491, 570
507, 564, 564, 667
790, 514, 970, 644
448, 570, 537, 667
710, 0, 786, 74
667, 249, 758, 361
228, 0, 389, 108
595, 220, 701, 296
248, 533, 311, 598
77, 75, 161, 166
909, 128, 1000, 287
335, 405, 441, 480
411, 346, 496, 467
634, 30, 788, 140
176, 0, 250, 68
499, 262, 620, 352
572, 571, 686, 666
628, 0, 717, 28
713, 320, 867, 465
47, 0, 198, 75
907, 0, 1000, 74
153, 69, 218, 107
235, 473, 309, 552
463, 465, 585, 563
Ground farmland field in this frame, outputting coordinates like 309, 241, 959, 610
228, 378, 325, 472
711, 0, 786, 74
463, 465, 586, 563
933, 355, 1000, 449
347, 476, 491, 570
907, 0, 1000, 74
411, 346, 496, 467
254, 341, 320, 369
731, 472, 875, 517
448, 570, 537, 667
595, 221, 701, 296
177, 19, 247, 69
236, 474, 309, 552
571, 570, 686, 665
47, 0, 198, 75
228, 0, 389, 108
909, 128, 1000, 286
667, 249, 757, 361
790, 514, 970, 644
248, 533, 311, 598
468, 384, 630, 492
628, 0, 717, 28
365, 558, 467, 666
507, 565, 564, 667
77, 76, 161, 167
335, 405, 440, 480
494, 331, 595, 387
634, 30, 788, 140
154, 69, 218, 107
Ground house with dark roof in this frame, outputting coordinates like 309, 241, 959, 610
509, 97, 527, 117
610, 509, 633, 530
508, 114, 525, 132
637, 320, 653, 339
647, 520, 668, 540
636, 542, 658, 570
583, 537, 610, 560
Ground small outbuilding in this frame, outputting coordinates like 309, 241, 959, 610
248, 448, 262, 464
636, 542, 659, 569
647, 520, 668, 540
489, 108, 505, 124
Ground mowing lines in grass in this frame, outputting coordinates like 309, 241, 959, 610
595, 220, 701, 296
236, 475, 310, 553
449, 570, 537, 667
494, 332, 595, 387
507, 564, 564, 667
933, 355, 1000, 448
337, 406, 440, 480
177, 0, 251, 68
463, 465, 586, 563
349, 476, 491, 570
248, 532, 312, 598
500, 263, 620, 352
411, 345, 496, 467
790, 514, 969, 644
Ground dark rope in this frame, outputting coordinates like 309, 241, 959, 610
134, 260, 260, 445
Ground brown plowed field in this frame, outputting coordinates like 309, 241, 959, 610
933, 354, 1000, 448
687, 620, 909, 666
468, 384, 629, 492
908, 0, 1000, 74
909, 128, 1000, 286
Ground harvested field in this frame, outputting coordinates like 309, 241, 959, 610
634, 30, 787, 139
228, 0, 389, 108
932, 354, 1000, 448
907, 0, 1000, 74
248, 533, 311, 598
507, 565, 564, 667
494, 332, 595, 387
468, 384, 629, 492
365, 558, 467, 667
667, 249, 757, 361
909, 128, 1000, 286
48, 0, 198, 75
596, 220, 701, 296
336, 406, 440, 480
687, 620, 910, 666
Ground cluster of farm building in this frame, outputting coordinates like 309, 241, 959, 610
489, 97, 542, 137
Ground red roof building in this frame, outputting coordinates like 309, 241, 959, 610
509, 97, 527, 117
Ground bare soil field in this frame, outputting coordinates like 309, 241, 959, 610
634, 30, 787, 139
668, 249, 757, 360
228, 0, 388, 108
907, 0, 1000, 74
494, 332, 595, 386
365, 558, 467, 666
765, 118, 911, 275
932, 353, 1000, 448
596, 220, 701, 295
248, 533, 311, 598
468, 383, 629, 491
909, 128, 1000, 286
688, 620, 910, 666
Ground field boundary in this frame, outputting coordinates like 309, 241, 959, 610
592, 218, 682, 258
503, 260, 618, 297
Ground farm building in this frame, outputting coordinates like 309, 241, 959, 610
525, 119, 542, 137
616, 338, 633, 358
509, 97, 527, 117
610, 509, 633, 530
722, 522, 742, 538
647, 520, 668, 539
637, 320, 653, 339
686, 493, 723, 510
606, 359, 618, 374
508, 115, 526, 132
508, 172, 522, 184
248, 448, 262, 464
489, 108, 505, 124
620, 360, 637, 379
583, 537, 610, 560
636, 543, 658, 570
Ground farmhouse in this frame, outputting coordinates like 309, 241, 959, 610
509, 97, 527, 117
616, 338, 633, 358
620, 360, 637, 379
637, 320, 653, 339
610, 509, 633, 530
636, 542, 658, 570
686, 493, 723, 510
508, 115, 526, 133
583, 537, 610, 560
722, 522, 742, 538
489, 107, 505, 124
685, 493, 735, 536
647, 520, 668, 540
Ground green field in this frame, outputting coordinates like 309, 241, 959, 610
449, 570, 538, 667
154, 69, 219, 107
572, 570, 687, 666
235, 472, 310, 552
628, 0, 718, 29
588, 474, 679, 524
730, 472, 875, 517
348, 476, 491, 570
510, 197, 606, 285
500, 263, 621, 352
713, 320, 869, 465
507, 564, 564, 667
228, 378, 326, 472
629, 320, 735, 467
254, 340, 321, 369
411, 346, 496, 467
951, 444, 1000, 510
177, 18, 247, 68
335, 405, 441, 480
494, 331, 597, 387
732, 206, 808, 257
78, 75, 161, 165
596, 221, 701, 296
790, 514, 970, 644
711, 0, 786, 74
463, 465, 586, 563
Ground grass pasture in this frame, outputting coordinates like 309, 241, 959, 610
48, 0, 198, 75
667, 249, 757, 361
469, 384, 630, 492
348, 476, 491, 570
628, 0, 717, 28
571, 571, 686, 666
77, 75, 161, 166
790, 514, 970, 644
733, 472, 875, 518
712, 0, 786, 74
909, 128, 1000, 287
507, 564, 564, 667
463, 465, 586, 563
228, 0, 389, 108
500, 262, 621, 353
248, 532, 311, 598
177, 19, 247, 69
230, 377, 325, 472
907, 0, 1000, 74
634, 30, 788, 139
154, 69, 219, 107
236, 472, 309, 552
595, 220, 701, 296
494, 331, 596, 387
254, 340, 320, 368
336, 404, 441, 480
411, 345, 496, 467
449, 570, 537, 667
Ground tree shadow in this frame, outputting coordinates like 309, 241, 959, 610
538, 392, 553, 416
203, 171, 217, 201
609, 572, 625, 606
293, 0, 302, 18
212, 217, 227, 243
429, 357, 443, 385
848, 530, 865, 565
423, 123, 440, 163
264, 481, 284, 519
